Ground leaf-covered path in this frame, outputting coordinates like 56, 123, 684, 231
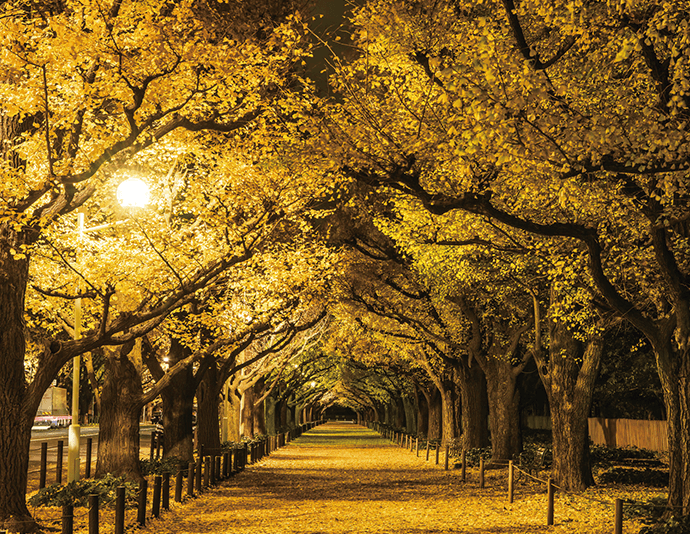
140, 423, 648, 533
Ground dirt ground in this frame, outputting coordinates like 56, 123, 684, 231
30, 422, 662, 533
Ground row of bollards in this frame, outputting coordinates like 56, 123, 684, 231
38, 438, 96, 488
372, 421, 628, 534
56, 421, 324, 534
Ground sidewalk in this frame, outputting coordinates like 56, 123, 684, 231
138, 423, 643, 533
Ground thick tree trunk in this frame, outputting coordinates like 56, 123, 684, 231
241, 386, 255, 438
402, 395, 416, 433
653, 338, 690, 514
0, 223, 40, 532
196, 363, 221, 452
225, 387, 242, 442
96, 344, 144, 481
265, 396, 277, 435
160, 338, 195, 462
484, 360, 522, 463
439, 378, 457, 444
458, 364, 490, 449
160, 375, 195, 462
415, 385, 430, 437
252, 379, 267, 435
539, 318, 602, 491
426, 387, 442, 440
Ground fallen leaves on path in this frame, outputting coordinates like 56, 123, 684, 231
131, 423, 656, 534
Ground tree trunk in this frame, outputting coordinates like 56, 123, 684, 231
415, 385, 430, 437
252, 379, 267, 435
484, 359, 522, 463
225, 386, 242, 442
402, 395, 416, 433
95, 344, 144, 481
538, 317, 602, 491
439, 377, 457, 444
457, 364, 490, 449
241, 386, 255, 438
265, 396, 277, 435
653, 337, 690, 514
0, 221, 41, 532
196, 363, 221, 452
426, 387, 442, 440
159, 338, 195, 462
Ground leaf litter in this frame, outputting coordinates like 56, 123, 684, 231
31, 423, 661, 533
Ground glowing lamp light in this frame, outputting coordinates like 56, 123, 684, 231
117, 177, 150, 208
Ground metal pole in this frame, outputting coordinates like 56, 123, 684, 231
67, 212, 84, 483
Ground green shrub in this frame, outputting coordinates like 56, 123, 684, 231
140, 456, 184, 476
590, 445, 657, 469
598, 467, 668, 487
28, 474, 138, 508
640, 516, 690, 534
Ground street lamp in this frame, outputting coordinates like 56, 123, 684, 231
67, 176, 150, 482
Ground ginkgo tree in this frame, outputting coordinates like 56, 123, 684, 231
0, 0, 322, 530
315, 0, 690, 503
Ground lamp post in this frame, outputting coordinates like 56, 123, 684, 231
67, 176, 150, 483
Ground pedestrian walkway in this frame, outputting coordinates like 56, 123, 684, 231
138, 423, 635, 533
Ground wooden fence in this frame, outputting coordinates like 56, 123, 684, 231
525, 416, 668, 452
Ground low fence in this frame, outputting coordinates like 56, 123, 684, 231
525, 416, 668, 452
27, 421, 323, 534
368, 421, 672, 534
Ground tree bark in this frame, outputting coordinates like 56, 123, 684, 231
483, 357, 522, 463
536, 314, 603, 491
95, 343, 144, 481
241, 385, 255, 438
457, 363, 490, 449
196, 362, 221, 451
652, 335, 690, 514
415, 384, 430, 437
160, 339, 195, 462
253, 384, 267, 435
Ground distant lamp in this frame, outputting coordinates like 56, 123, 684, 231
117, 177, 150, 208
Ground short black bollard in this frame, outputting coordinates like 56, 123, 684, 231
223, 452, 230, 478
435, 444, 440, 465
195, 457, 203, 493
204, 456, 211, 488
547, 478, 555, 526
61, 503, 73, 534
162, 471, 170, 510
479, 457, 485, 489
115, 486, 126, 534
209, 455, 216, 486
152, 475, 162, 518
175, 469, 184, 502
614, 498, 623, 534
40, 442, 48, 489
187, 462, 195, 498
56, 440, 64, 484
214, 456, 221, 484
88, 493, 99, 534
150, 432, 156, 462
85, 437, 93, 478
444, 444, 449, 471
461, 450, 467, 482
137, 479, 148, 526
